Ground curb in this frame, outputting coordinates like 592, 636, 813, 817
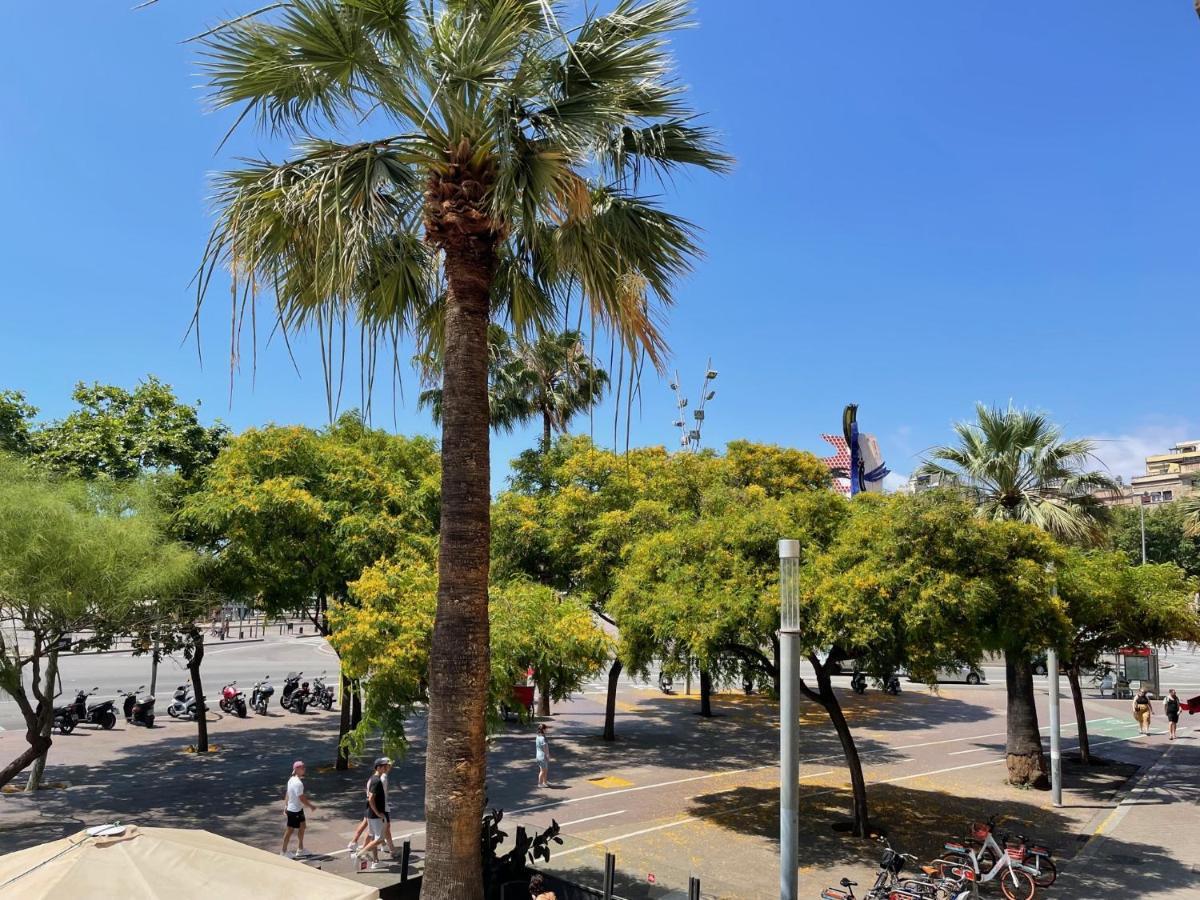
1071, 742, 1176, 862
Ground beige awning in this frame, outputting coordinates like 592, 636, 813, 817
0, 825, 379, 899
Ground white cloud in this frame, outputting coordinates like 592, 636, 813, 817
1088, 421, 1200, 484
883, 471, 909, 493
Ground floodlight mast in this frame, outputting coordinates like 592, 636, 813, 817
670, 358, 718, 452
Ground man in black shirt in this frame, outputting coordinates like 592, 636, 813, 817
356, 758, 391, 870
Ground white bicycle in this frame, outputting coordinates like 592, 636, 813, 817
935, 832, 1037, 900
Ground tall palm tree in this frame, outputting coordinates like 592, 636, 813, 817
920, 404, 1117, 786
195, 3, 728, 894
416, 324, 537, 432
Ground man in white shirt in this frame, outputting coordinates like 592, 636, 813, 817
282, 759, 316, 858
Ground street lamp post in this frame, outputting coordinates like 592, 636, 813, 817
1047, 570, 1062, 806
1140, 492, 1150, 564
778, 539, 801, 900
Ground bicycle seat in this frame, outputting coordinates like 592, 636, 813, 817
840, 878, 857, 887
921, 865, 938, 876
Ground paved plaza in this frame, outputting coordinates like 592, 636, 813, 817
3, 638, 1199, 897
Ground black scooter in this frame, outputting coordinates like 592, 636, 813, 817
280, 672, 307, 713
250, 676, 274, 716
52, 701, 78, 735
68, 687, 118, 730
121, 686, 156, 727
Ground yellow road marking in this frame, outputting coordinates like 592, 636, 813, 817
588, 775, 634, 789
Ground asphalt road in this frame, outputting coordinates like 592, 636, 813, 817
0, 636, 338, 731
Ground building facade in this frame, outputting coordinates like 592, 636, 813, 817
1096, 440, 1200, 507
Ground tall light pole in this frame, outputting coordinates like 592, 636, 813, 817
1140, 492, 1150, 564
778, 539, 801, 900
1046, 570, 1062, 807
669, 360, 718, 452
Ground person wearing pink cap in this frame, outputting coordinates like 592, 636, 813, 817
282, 760, 316, 858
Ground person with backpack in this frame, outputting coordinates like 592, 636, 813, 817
1165, 689, 1182, 740
1132, 687, 1153, 735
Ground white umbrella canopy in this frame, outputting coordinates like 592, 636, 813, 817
0, 824, 379, 899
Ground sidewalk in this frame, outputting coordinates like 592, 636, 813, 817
1060, 737, 1200, 897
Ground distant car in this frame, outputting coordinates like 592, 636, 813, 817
907, 665, 986, 685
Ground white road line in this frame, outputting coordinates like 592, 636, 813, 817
947, 747, 992, 756
558, 810, 626, 828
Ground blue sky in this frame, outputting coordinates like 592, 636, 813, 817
2, 2, 1198, 488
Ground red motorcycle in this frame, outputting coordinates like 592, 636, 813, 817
218, 682, 247, 718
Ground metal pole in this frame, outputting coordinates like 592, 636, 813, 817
1140, 501, 1147, 564
149, 637, 159, 697
603, 852, 615, 899
1047, 646, 1062, 807
779, 632, 799, 900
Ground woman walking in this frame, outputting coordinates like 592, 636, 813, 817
535, 725, 551, 787
1165, 689, 1182, 740
1132, 687, 1153, 735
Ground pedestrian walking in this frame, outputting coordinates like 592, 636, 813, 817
1132, 687, 1153, 735
529, 873, 557, 900
356, 758, 390, 870
348, 756, 395, 856
281, 760, 315, 858
1165, 689, 1182, 740
535, 724, 551, 787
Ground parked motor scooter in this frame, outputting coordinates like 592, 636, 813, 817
311, 672, 336, 711
166, 684, 204, 720
218, 682, 247, 718
52, 701, 78, 735
249, 676, 274, 716
121, 687, 156, 727
68, 687, 118, 729
288, 680, 311, 714
280, 672, 304, 710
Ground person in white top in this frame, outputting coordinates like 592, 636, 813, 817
282, 760, 316, 858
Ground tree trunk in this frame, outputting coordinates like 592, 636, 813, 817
0, 734, 51, 790
1005, 657, 1047, 787
537, 674, 551, 718
423, 236, 496, 900
1067, 665, 1091, 765
351, 680, 362, 729
25, 650, 59, 792
188, 632, 208, 753
603, 658, 623, 741
337, 668, 353, 770
813, 660, 869, 837
699, 670, 713, 717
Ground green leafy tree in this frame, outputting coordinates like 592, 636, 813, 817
1183, 495, 1200, 536
1057, 551, 1200, 763
802, 493, 1064, 833
919, 404, 1115, 787
1108, 503, 1200, 577
32, 377, 227, 483
182, 415, 439, 767
513, 330, 609, 453
330, 553, 610, 757
0, 458, 195, 788
195, 3, 727, 889
0, 391, 37, 455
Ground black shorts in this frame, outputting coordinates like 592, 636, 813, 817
1167, 712, 1180, 724
286, 809, 306, 828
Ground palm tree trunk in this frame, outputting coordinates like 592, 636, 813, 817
1067, 665, 1091, 764
1005, 657, 1048, 787
542, 410, 553, 455
188, 631, 208, 753
699, 670, 713, 717
603, 658, 623, 741
423, 238, 496, 900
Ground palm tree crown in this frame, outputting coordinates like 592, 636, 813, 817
199, 0, 731, 369
919, 404, 1117, 543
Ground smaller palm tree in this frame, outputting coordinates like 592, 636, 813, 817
919, 403, 1117, 543
419, 329, 607, 451
1181, 494, 1200, 537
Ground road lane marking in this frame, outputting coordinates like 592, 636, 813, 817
947, 747, 992, 756
559, 810, 627, 828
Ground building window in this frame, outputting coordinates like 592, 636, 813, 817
1163, 490, 1173, 501
1152, 492, 1163, 503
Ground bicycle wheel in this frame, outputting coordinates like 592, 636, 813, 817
998, 868, 1036, 900
1029, 857, 1056, 888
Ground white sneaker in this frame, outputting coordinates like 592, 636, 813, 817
347, 842, 358, 852
369, 861, 383, 870
288, 850, 298, 859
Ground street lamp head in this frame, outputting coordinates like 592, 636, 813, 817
706, 369, 718, 380
778, 539, 801, 634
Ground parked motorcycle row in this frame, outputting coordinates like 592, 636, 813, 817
52, 671, 337, 734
